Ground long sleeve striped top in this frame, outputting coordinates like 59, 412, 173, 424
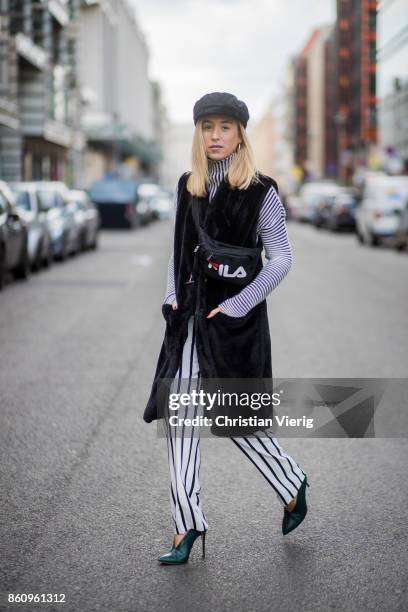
163, 151, 293, 317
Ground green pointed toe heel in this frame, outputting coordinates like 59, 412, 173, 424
158, 529, 206, 564
282, 475, 310, 536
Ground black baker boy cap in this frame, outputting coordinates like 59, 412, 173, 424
193, 92, 250, 128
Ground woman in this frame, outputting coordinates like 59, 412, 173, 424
144, 92, 310, 564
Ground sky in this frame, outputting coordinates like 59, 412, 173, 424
132, 0, 335, 125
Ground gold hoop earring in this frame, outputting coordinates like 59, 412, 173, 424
237, 143, 241, 153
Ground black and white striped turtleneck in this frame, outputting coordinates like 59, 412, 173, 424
164, 153, 293, 317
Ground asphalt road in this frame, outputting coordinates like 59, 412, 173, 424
1, 219, 407, 612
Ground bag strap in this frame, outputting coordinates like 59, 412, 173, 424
190, 197, 203, 236
190, 198, 205, 317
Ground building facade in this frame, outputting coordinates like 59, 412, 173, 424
77, 0, 161, 186
0, 0, 165, 186
335, 0, 378, 179
294, 53, 308, 172
377, 0, 408, 170
294, 27, 331, 180
324, 24, 338, 177
0, 0, 85, 184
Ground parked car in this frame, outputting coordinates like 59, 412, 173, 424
66, 189, 100, 250
88, 178, 141, 228
149, 193, 173, 220
9, 182, 53, 270
313, 188, 360, 231
393, 199, 408, 251
312, 193, 341, 229
30, 181, 81, 260
135, 198, 154, 226
0, 181, 30, 289
285, 194, 302, 221
326, 192, 359, 232
137, 182, 162, 200
136, 182, 163, 224
355, 175, 408, 246
298, 181, 343, 223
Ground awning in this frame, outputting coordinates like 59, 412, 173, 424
84, 121, 161, 164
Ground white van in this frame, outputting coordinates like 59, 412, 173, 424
355, 175, 408, 246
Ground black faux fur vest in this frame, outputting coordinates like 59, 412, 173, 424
143, 171, 278, 427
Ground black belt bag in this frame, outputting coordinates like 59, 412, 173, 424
191, 197, 262, 286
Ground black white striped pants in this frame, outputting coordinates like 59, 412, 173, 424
163, 316, 306, 534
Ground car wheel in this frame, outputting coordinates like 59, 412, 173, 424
370, 233, 380, 247
14, 237, 30, 280
395, 239, 406, 252
74, 233, 82, 255
70, 238, 78, 256
43, 244, 53, 268
91, 233, 98, 249
32, 242, 43, 272
59, 235, 69, 261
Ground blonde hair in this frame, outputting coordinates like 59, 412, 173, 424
186, 119, 261, 197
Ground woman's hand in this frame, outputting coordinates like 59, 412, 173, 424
206, 306, 225, 318
169, 302, 225, 316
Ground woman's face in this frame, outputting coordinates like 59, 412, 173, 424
201, 115, 242, 161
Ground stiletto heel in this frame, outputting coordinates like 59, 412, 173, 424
282, 474, 309, 535
158, 529, 207, 564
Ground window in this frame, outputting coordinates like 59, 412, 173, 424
38, 191, 57, 210
10, 189, 31, 210
368, 10, 376, 32
369, 41, 376, 63
0, 15, 9, 90
33, 0, 44, 46
369, 73, 376, 95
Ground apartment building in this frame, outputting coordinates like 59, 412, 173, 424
0, 0, 84, 184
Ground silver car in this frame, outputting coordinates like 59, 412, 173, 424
9, 182, 53, 270
355, 175, 408, 246
31, 181, 81, 260
66, 189, 100, 251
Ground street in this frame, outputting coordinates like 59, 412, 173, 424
1, 219, 408, 612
